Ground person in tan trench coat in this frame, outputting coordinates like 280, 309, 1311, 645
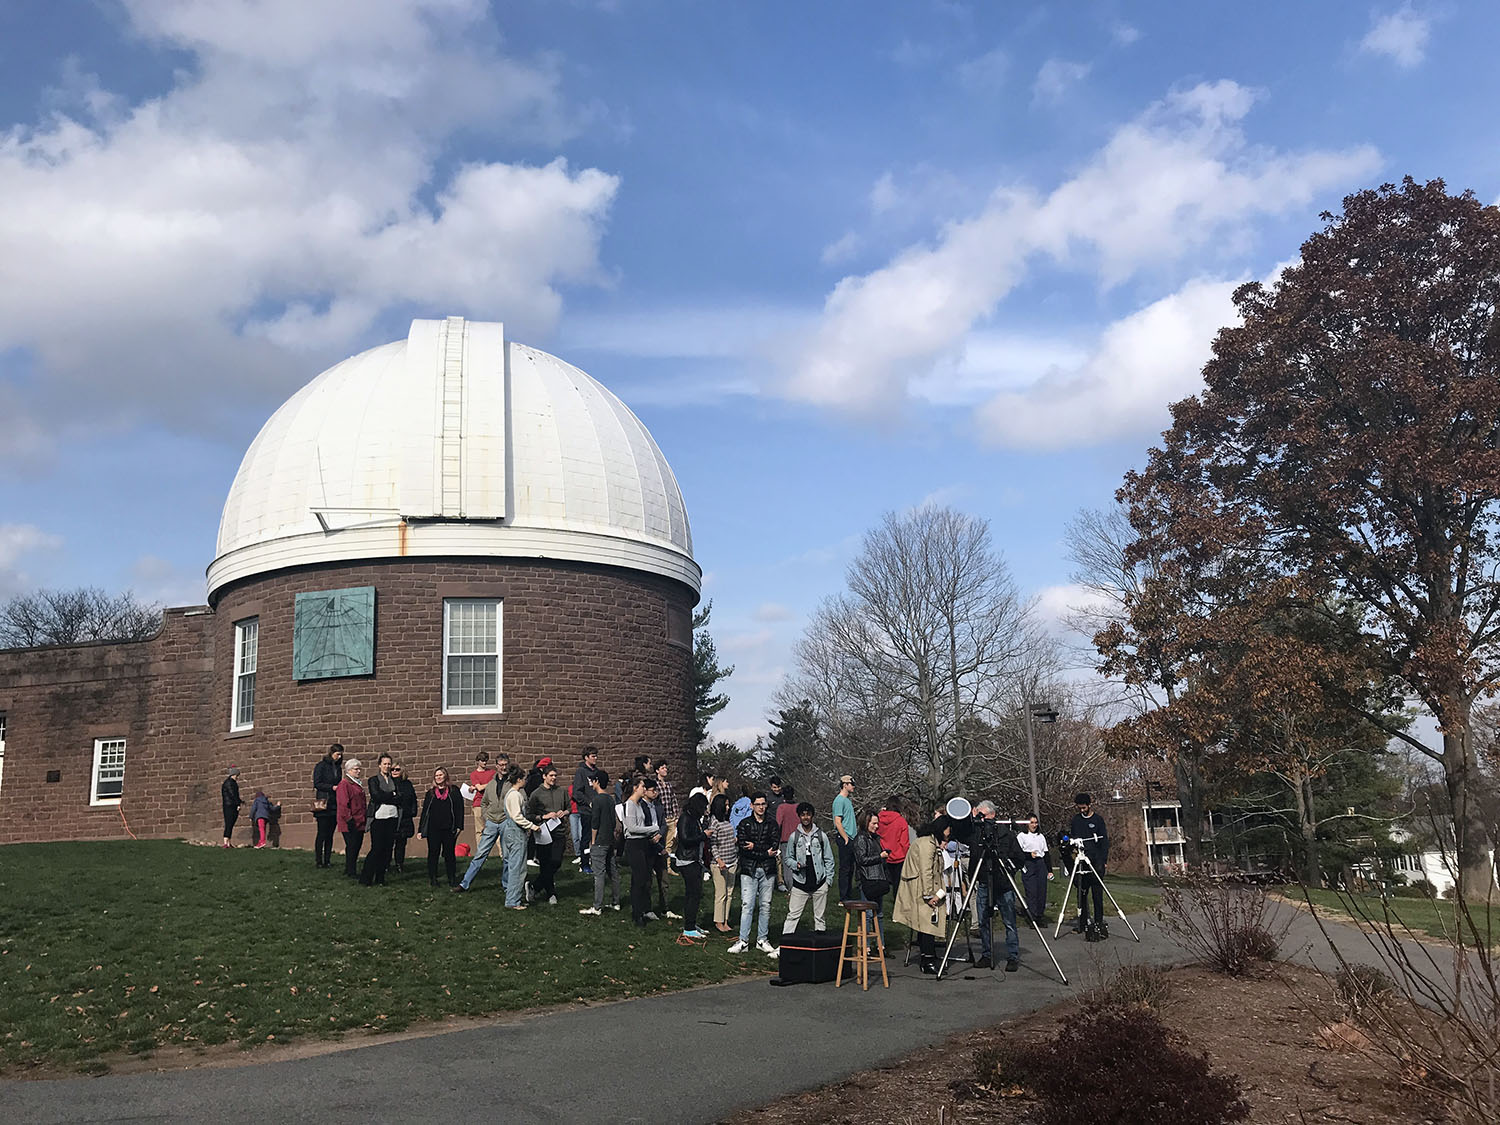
893, 817, 953, 974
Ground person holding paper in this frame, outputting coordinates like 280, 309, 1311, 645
525, 763, 569, 904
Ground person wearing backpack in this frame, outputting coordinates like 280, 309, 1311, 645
780, 802, 835, 935
853, 807, 892, 950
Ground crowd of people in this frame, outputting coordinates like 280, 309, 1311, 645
221, 746, 1114, 972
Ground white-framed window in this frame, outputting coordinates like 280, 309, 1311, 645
231, 617, 259, 731
90, 737, 126, 805
443, 598, 501, 713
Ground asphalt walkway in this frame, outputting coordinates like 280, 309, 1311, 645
0, 902, 1465, 1125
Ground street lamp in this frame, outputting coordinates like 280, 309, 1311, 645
1023, 699, 1058, 821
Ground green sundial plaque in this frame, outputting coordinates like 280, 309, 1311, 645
293, 586, 376, 680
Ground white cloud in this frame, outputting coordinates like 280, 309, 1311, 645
957, 47, 1009, 95
0, 523, 63, 599
783, 80, 1380, 426
975, 276, 1240, 448
1033, 582, 1111, 637
753, 602, 795, 623
706, 723, 770, 748
1360, 5, 1431, 68
1033, 58, 1091, 104
1112, 24, 1142, 46
0, 0, 617, 461
821, 231, 860, 265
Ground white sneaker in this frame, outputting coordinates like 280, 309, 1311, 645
572, 857, 582, 865
756, 939, 776, 955
527, 859, 539, 868
610, 903, 621, 911
767, 946, 781, 958
644, 911, 659, 921
579, 907, 601, 916
665, 910, 682, 920
727, 940, 748, 954
548, 894, 558, 905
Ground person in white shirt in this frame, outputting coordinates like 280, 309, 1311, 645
1016, 814, 1053, 923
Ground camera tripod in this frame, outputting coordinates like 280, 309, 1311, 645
1053, 835, 1140, 942
937, 847, 1069, 984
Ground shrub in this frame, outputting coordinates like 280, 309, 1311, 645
1332, 964, 1395, 1023
1158, 877, 1290, 976
1080, 961, 1173, 1010
977, 1007, 1249, 1125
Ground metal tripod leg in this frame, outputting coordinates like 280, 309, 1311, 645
1086, 856, 1141, 942
1001, 864, 1069, 985
1053, 856, 1082, 939
937, 852, 985, 980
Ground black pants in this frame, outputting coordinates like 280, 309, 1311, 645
1075, 869, 1103, 925
652, 850, 670, 912
393, 829, 409, 870
223, 809, 238, 840
342, 829, 365, 876
427, 832, 458, 885
313, 813, 336, 866
837, 837, 855, 901
918, 932, 936, 957
1021, 862, 1048, 921
536, 836, 565, 898
626, 840, 652, 923
362, 820, 397, 885
679, 860, 703, 930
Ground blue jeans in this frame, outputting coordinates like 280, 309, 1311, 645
460, 819, 505, 890
570, 811, 592, 866
738, 868, 774, 943
501, 820, 529, 907
976, 882, 1020, 962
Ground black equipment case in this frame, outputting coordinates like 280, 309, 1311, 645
774, 930, 841, 985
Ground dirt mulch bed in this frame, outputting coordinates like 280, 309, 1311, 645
732, 964, 1446, 1124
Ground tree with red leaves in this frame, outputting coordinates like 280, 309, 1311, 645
1112, 178, 1500, 897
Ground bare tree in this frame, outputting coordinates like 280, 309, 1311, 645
779, 506, 1043, 810
0, 587, 162, 648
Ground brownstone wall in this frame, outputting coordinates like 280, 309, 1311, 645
0, 608, 217, 844
0, 558, 698, 848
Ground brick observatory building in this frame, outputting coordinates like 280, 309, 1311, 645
0, 317, 702, 847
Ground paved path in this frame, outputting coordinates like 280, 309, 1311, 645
0, 900, 1468, 1125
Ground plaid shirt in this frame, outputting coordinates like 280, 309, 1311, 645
658, 778, 681, 824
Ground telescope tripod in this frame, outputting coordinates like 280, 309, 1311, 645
937, 850, 1069, 984
1053, 842, 1140, 942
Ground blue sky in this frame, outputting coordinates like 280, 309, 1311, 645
0, 1, 1492, 744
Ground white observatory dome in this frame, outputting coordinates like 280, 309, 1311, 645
207, 317, 698, 599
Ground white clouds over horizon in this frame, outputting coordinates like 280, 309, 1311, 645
781, 80, 1380, 447
0, 0, 619, 462
0, 523, 64, 599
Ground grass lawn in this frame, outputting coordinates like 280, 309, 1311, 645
0, 841, 1164, 1074
1287, 886, 1498, 947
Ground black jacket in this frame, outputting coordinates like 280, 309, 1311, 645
674, 807, 706, 864
967, 818, 1025, 891
367, 774, 400, 819
221, 776, 241, 813
736, 814, 779, 876
1067, 812, 1109, 870
394, 777, 419, 834
419, 786, 464, 838
312, 757, 342, 807
853, 831, 889, 888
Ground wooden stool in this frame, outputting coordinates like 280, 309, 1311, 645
836, 900, 888, 989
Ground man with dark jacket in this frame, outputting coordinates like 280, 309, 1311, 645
311, 745, 343, 867
571, 747, 600, 875
969, 801, 1025, 970
729, 792, 780, 956
221, 767, 243, 848
1067, 792, 1110, 936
